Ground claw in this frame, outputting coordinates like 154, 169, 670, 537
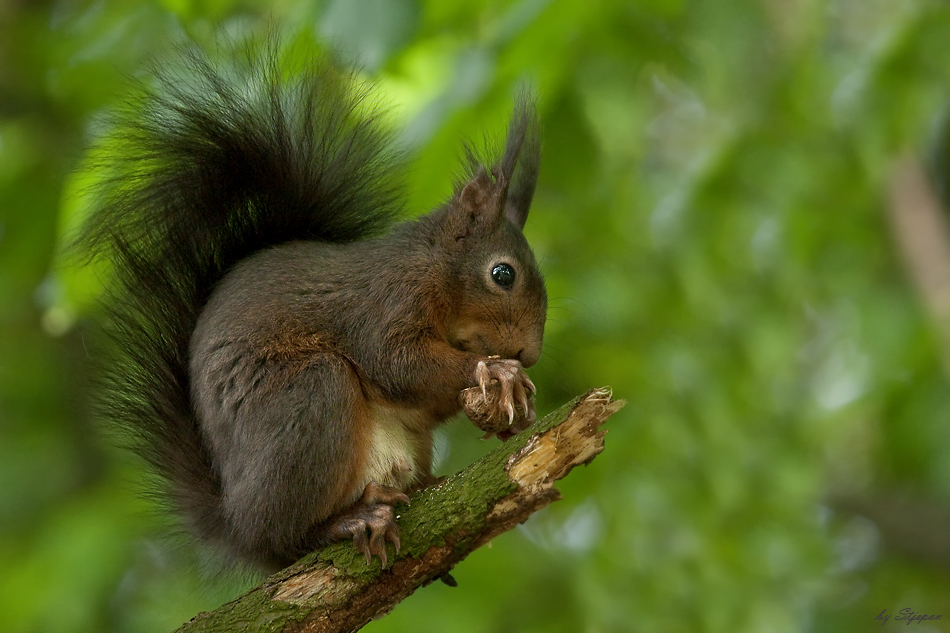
499, 374, 513, 410
476, 360, 489, 399
522, 373, 536, 394
370, 529, 388, 568
514, 381, 530, 419
352, 530, 371, 564
386, 524, 401, 553
525, 403, 537, 424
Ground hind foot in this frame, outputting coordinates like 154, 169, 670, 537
327, 482, 409, 567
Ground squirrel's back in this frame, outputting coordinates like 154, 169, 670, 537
78, 42, 405, 549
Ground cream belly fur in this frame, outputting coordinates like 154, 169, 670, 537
359, 403, 429, 492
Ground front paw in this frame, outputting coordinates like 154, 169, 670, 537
460, 358, 537, 440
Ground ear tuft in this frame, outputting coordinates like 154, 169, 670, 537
501, 95, 541, 230
446, 94, 541, 242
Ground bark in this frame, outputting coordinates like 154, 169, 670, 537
173, 387, 624, 633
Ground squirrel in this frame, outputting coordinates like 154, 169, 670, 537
77, 43, 547, 573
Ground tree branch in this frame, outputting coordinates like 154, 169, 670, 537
173, 387, 624, 633
887, 155, 950, 372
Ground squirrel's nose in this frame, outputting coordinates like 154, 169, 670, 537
517, 344, 541, 368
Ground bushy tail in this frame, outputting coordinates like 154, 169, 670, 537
77, 41, 403, 545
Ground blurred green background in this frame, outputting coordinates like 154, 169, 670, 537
4, 0, 950, 631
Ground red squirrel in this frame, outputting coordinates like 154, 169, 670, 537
78, 43, 546, 573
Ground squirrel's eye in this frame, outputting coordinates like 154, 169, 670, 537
491, 263, 516, 289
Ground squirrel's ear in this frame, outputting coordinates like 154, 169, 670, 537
446, 169, 505, 243
500, 98, 541, 230
460, 170, 494, 212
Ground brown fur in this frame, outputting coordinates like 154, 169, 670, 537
188, 158, 547, 568
80, 44, 545, 571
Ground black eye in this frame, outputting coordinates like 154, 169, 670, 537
491, 263, 516, 289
